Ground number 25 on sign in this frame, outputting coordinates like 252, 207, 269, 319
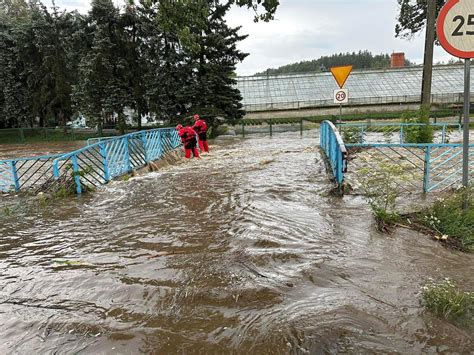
437, 0, 474, 58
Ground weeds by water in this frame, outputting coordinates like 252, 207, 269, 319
1, 206, 12, 216
414, 188, 473, 252
422, 278, 473, 328
357, 162, 410, 232
401, 107, 434, 143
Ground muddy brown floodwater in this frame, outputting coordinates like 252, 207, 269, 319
0, 130, 472, 354
0, 141, 85, 160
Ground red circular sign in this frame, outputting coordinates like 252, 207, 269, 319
335, 91, 346, 102
437, 0, 474, 59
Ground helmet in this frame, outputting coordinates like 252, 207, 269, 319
193, 114, 200, 121
176, 124, 183, 130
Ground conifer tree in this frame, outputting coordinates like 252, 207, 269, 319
73, 0, 130, 135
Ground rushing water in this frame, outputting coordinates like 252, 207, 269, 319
0, 130, 472, 354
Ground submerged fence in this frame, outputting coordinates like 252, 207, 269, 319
0, 127, 181, 194
320, 120, 473, 193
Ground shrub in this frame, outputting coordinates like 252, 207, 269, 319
402, 106, 434, 143
342, 126, 362, 144
357, 162, 408, 231
422, 278, 473, 327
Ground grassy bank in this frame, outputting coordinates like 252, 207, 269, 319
409, 188, 473, 252
422, 278, 473, 328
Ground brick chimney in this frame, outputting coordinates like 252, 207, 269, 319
391, 52, 405, 68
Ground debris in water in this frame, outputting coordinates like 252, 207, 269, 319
51, 259, 90, 266
259, 159, 274, 165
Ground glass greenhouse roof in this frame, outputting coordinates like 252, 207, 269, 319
236, 65, 471, 112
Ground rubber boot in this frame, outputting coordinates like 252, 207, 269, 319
198, 140, 205, 152
203, 141, 209, 153
192, 147, 200, 158
185, 148, 192, 159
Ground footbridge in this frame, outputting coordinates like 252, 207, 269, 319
1, 122, 472, 195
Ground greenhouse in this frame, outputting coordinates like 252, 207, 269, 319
235, 65, 473, 112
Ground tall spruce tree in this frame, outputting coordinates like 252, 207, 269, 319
0, 0, 34, 128
189, 1, 248, 121
73, 0, 130, 135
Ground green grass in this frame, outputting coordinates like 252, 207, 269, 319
417, 188, 473, 252
422, 278, 473, 328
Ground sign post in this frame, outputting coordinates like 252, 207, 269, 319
437, 0, 473, 195
330, 66, 353, 123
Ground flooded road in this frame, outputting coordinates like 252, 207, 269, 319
0, 130, 472, 353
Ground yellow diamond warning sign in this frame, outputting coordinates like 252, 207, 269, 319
330, 65, 353, 89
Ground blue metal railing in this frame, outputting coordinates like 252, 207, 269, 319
0, 153, 65, 193
320, 121, 347, 186
0, 127, 181, 194
336, 122, 461, 145
345, 143, 474, 192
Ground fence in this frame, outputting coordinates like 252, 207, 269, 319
0, 127, 181, 194
0, 153, 64, 193
336, 122, 462, 145
319, 121, 473, 193
320, 121, 347, 187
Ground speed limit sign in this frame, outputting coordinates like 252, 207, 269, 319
437, 0, 474, 58
333, 89, 348, 104
437, 0, 472, 190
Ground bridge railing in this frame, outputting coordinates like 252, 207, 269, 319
345, 143, 473, 193
0, 154, 64, 193
336, 122, 461, 145
320, 121, 347, 187
0, 127, 181, 194
52, 128, 180, 194
321, 121, 473, 193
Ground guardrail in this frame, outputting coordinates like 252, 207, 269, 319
320, 121, 347, 187
0, 127, 181, 194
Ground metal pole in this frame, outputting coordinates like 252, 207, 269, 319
339, 104, 342, 123
421, 0, 436, 107
462, 59, 470, 188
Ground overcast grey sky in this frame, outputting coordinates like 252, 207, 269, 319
46, 0, 456, 76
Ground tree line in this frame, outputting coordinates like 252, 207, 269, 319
0, 0, 279, 133
255, 50, 414, 76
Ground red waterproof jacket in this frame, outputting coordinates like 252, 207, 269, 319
193, 119, 207, 134
178, 127, 196, 143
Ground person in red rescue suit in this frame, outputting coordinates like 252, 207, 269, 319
176, 124, 199, 159
192, 114, 209, 153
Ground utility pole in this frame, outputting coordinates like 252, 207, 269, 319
421, 0, 437, 109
